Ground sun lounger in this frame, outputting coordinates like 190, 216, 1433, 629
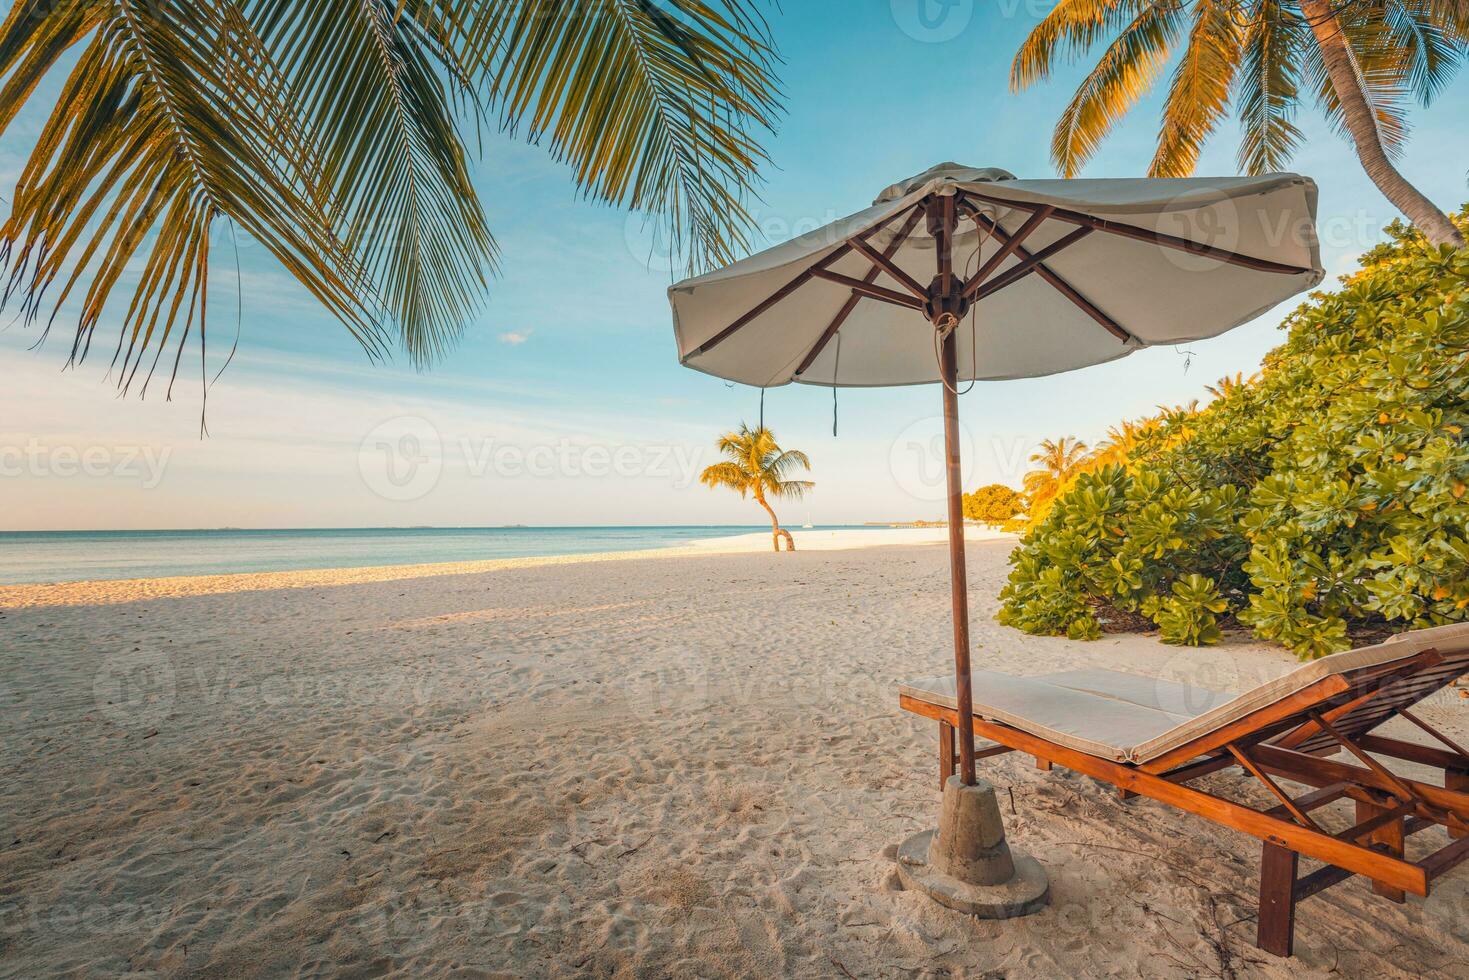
898, 623, 1469, 957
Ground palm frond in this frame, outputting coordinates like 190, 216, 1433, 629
1011, 0, 1147, 89
1302, 8, 1414, 161
0, 0, 385, 405
766, 476, 812, 500
1236, 0, 1307, 174
699, 460, 750, 496
256, 0, 495, 367
1149, 1, 1242, 177
765, 447, 811, 482
1049, 1, 1185, 177
470, 0, 783, 272
1380, 0, 1465, 102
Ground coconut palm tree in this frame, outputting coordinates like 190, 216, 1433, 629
1011, 0, 1466, 247
0, 0, 782, 402
1022, 435, 1091, 519
700, 424, 813, 552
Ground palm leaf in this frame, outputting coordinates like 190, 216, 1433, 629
0, 0, 385, 408
255, 0, 495, 367
1302, 7, 1414, 161
1380, 0, 1466, 102
1049, 1, 1186, 178
1011, 0, 1148, 89
1236, 0, 1306, 174
700, 460, 750, 496
1149, 1, 1242, 177
470, 0, 783, 272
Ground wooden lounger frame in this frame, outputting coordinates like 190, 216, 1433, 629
899, 646, 1469, 958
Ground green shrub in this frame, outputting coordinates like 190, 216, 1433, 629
963, 483, 1024, 526
998, 215, 1469, 659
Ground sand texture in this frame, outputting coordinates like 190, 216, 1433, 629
2, 539, 1467, 977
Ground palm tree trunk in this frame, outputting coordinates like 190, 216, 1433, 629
754, 489, 784, 552
1299, 0, 1464, 248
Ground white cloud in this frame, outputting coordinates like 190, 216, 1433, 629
498, 330, 532, 345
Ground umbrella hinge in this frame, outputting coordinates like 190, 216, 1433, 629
925, 276, 970, 330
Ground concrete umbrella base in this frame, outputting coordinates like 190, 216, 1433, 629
895, 775, 1049, 919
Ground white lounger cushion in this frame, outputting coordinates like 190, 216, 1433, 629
901, 622, 1469, 764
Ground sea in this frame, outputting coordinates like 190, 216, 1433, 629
0, 525, 867, 585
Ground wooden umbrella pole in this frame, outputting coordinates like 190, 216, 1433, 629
926, 194, 977, 786
940, 329, 976, 786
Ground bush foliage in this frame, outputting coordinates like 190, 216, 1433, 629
999, 218, 1469, 659
964, 483, 1024, 526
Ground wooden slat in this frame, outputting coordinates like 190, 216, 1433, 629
809, 269, 925, 310
1450, 769, 1469, 840
691, 205, 919, 358
848, 236, 928, 299
1308, 710, 1419, 805
1295, 817, 1437, 903
897, 694, 1429, 896
962, 203, 1132, 344
1160, 753, 1238, 784
1269, 783, 1348, 818
1399, 708, 1469, 760
793, 207, 925, 378
959, 189, 1317, 276
1249, 743, 1469, 818
1229, 743, 1322, 831
960, 206, 1053, 299
1355, 733, 1469, 771
974, 227, 1094, 300
1139, 676, 1351, 774
1421, 833, 1469, 881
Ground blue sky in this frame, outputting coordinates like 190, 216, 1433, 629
3, 0, 1468, 530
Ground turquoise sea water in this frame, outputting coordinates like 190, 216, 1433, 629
0, 526, 868, 585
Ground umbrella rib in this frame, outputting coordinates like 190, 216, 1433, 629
848, 237, 928, 300
962, 199, 1133, 344
794, 206, 925, 379
961, 206, 1054, 300
689, 206, 920, 359
962, 190, 1314, 276
974, 226, 1093, 300
809, 270, 925, 310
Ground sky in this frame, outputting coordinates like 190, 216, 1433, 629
3, 0, 1468, 531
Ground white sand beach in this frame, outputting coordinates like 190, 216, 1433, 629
2, 537, 1466, 977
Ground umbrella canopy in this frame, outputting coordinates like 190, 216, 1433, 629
672, 163, 1322, 388
668, 163, 1322, 789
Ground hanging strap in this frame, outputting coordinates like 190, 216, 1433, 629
832, 333, 842, 437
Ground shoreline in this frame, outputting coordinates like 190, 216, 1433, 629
0, 526, 1012, 609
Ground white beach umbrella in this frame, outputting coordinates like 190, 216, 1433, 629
668, 163, 1321, 797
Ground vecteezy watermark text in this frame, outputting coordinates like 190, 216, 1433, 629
0, 439, 171, 488
358, 416, 705, 502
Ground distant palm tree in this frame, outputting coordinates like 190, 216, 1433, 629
1206, 372, 1256, 401
1092, 419, 1147, 468
1023, 436, 1091, 519
1011, 0, 1466, 247
0, 0, 781, 400
700, 425, 813, 552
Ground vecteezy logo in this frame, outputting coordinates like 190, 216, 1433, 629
94, 649, 177, 729
891, 0, 974, 43
889, 416, 975, 502
1154, 188, 1242, 273
357, 416, 443, 501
